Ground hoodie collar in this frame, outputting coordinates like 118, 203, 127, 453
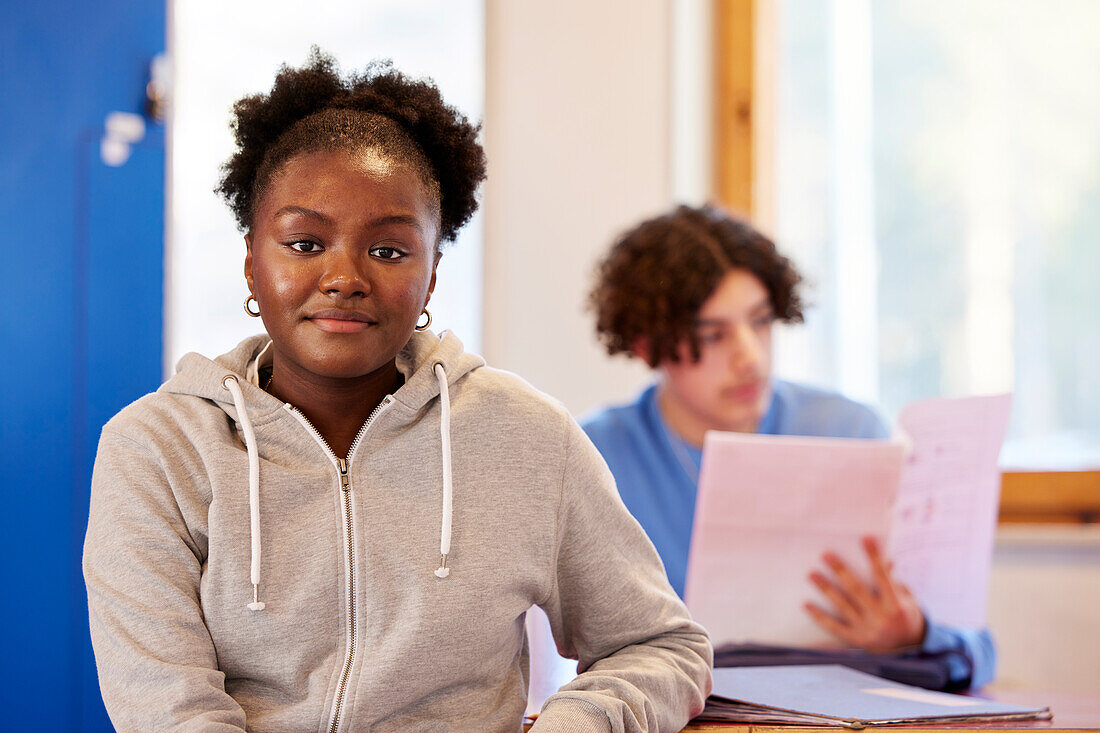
393, 330, 485, 411
247, 340, 275, 388
161, 330, 484, 414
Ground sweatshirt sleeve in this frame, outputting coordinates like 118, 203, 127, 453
531, 420, 713, 733
83, 426, 248, 732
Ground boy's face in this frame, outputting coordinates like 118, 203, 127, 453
659, 268, 775, 434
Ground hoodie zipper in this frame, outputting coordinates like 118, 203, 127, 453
283, 395, 394, 733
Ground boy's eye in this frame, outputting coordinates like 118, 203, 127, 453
287, 240, 322, 253
371, 246, 403, 260
752, 313, 776, 329
696, 329, 725, 345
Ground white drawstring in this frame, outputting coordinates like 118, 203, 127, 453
433, 363, 453, 579
223, 361, 452, 593
222, 375, 266, 611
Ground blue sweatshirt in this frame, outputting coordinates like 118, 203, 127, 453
581, 380, 996, 689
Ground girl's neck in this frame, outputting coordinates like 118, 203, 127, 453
268, 358, 402, 458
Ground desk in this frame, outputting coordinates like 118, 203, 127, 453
524, 691, 1100, 732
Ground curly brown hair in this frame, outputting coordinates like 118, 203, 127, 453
216, 48, 486, 246
590, 204, 804, 366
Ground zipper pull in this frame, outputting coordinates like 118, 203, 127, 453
337, 458, 351, 492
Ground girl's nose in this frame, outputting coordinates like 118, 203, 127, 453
319, 250, 370, 298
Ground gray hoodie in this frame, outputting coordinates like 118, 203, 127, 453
84, 331, 712, 732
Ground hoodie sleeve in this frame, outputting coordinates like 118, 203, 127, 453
83, 426, 248, 732
531, 420, 713, 733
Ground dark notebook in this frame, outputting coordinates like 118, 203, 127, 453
714, 642, 972, 691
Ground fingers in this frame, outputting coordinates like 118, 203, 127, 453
809, 570, 861, 621
807, 542, 929, 653
804, 601, 859, 646
862, 536, 902, 612
822, 551, 877, 611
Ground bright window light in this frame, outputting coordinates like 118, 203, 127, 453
773, 0, 1100, 468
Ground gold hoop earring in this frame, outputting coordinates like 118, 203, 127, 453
415, 308, 432, 331
244, 294, 261, 317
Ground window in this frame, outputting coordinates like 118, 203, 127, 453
768, 0, 1100, 468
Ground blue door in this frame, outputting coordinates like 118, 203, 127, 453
0, 2, 165, 729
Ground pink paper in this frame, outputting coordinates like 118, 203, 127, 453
685, 432, 906, 647
683, 394, 1011, 649
889, 394, 1013, 628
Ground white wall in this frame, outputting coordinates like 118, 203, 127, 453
484, 5, 722, 712
482, 0, 676, 415
987, 525, 1100, 694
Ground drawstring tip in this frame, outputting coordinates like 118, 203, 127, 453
247, 584, 265, 611
435, 554, 450, 578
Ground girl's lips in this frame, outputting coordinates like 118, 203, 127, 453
306, 310, 376, 334
309, 318, 372, 333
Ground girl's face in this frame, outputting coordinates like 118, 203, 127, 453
245, 148, 439, 382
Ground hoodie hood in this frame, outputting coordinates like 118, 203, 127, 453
158, 329, 486, 609
161, 329, 485, 413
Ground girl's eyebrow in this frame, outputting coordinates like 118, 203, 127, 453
272, 207, 424, 235
273, 205, 332, 223
371, 214, 424, 233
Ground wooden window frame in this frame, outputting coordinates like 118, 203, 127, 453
1000, 471, 1100, 524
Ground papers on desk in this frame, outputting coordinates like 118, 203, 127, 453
683, 394, 1011, 648
697, 665, 1051, 728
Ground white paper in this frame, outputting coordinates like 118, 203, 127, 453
684, 432, 906, 647
889, 394, 1013, 627
683, 394, 1011, 648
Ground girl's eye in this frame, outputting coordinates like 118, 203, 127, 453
287, 240, 322, 253
371, 246, 404, 260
